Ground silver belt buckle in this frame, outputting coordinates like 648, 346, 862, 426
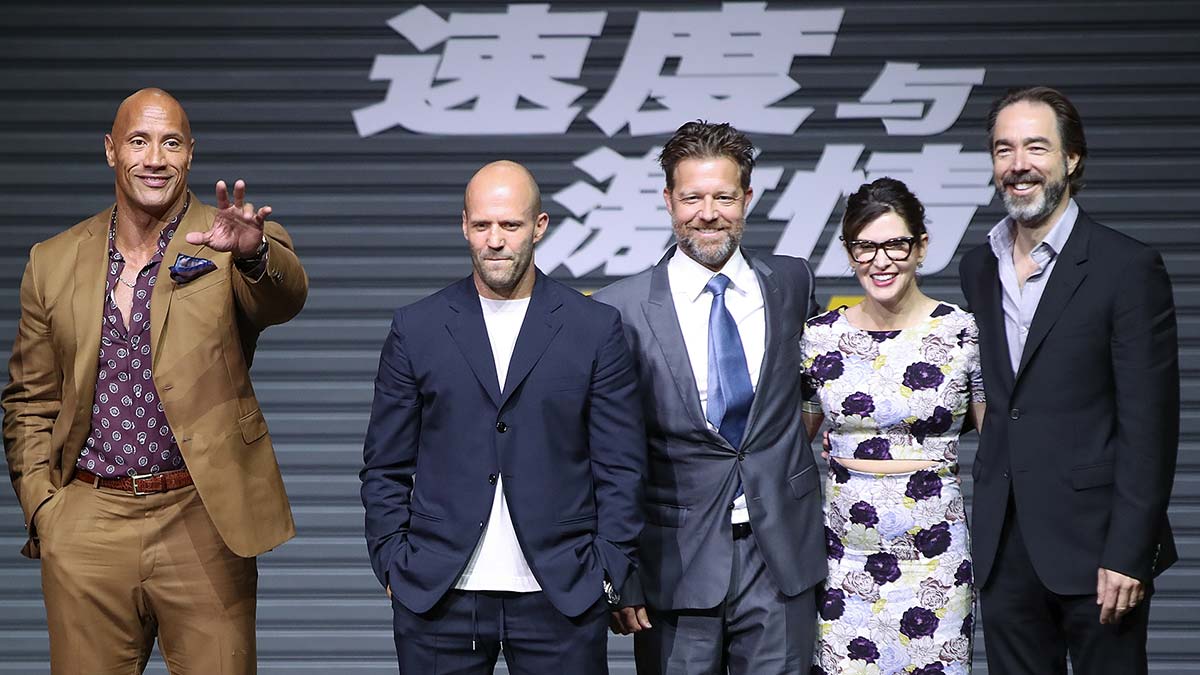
130, 472, 156, 496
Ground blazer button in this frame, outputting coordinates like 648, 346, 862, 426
737, 452, 746, 461
1009, 408, 1020, 420
496, 422, 508, 433
488, 473, 498, 485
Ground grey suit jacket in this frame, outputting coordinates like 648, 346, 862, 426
593, 247, 826, 610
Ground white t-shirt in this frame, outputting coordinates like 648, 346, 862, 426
454, 295, 541, 592
667, 249, 765, 525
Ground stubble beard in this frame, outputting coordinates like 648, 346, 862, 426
675, 220, 743, 269
474, 248, 531, 296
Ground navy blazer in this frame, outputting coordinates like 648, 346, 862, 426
361, 271, 646, 617
960, 210, 1179, 593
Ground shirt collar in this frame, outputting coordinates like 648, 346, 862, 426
988, 197, 1079, 261
668, 246, 754, 303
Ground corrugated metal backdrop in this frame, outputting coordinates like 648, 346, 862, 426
1, 1, 1196, 673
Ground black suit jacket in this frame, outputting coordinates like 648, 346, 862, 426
360, 271, 646, 617
960, 209, 1179, 594
594, 248, 826, 610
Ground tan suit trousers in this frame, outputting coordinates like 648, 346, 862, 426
37, 479, 257, 674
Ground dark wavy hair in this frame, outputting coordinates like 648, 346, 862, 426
986, 86, 1088, 195
659, 120, 755, 192
842, 177, 928, 245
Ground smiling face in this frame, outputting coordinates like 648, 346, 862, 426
462, 161, 548, 300
991, 100, 1079, 228
104, 89, 194, 220
664, 156, 752, 271
848, 210, 927, 308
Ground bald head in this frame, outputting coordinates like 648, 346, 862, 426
112, 88, 191, 140
461, 160, 549, 300
105, 88, 195, 219
463, 160, 542, 220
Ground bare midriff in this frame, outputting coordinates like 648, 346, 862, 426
834, 458, 941, 474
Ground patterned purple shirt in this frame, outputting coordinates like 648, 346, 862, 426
77, 199, 189, 477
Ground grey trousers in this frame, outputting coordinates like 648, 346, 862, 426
634, 528, 818, 674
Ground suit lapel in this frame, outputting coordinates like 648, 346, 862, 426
641, 248, 709, 432
740, 252, 781, 446
70, 210, 111, 426
973, 251, 1015, 394
1015, 217, 1091, 381
445, 277, 502, 408
150, 192, 211, 367
498, 271, 563, 409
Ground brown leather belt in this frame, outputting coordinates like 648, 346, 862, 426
75, 468, 193, 495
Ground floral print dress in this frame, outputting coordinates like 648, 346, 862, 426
801, 303, 985, 675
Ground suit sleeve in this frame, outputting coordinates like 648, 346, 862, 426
803, 258, 820, 322
958, 254, 974, 313
2, 249, 63, 544
360, 308, 422, 589
232, 220, 308, 330
587, 308, 647, 591
1101, 248, 1179, 582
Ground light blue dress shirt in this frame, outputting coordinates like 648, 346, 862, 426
987, 199, 1079, 374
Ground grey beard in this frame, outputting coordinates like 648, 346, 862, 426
1001, 168, 1069, 228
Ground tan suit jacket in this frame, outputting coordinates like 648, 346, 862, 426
3, 192, 307, 558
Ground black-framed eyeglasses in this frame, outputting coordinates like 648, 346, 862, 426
841, 236, 917, 263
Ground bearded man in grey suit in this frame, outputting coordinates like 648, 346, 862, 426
593, 121, 825, 674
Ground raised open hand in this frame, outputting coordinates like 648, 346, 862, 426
186, 180, 270, 258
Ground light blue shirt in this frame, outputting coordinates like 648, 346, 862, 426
987, 199, 1079, 374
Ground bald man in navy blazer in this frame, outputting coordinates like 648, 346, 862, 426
361, 161, 645, 674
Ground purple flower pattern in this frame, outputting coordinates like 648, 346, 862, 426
847, 637, 880, 663
854, 437, 892, 460
849, 501, 879, 527
841, 391, 875, 417
905, 470, 943, 501
910, 406, 954, 443
825, 526, 844, 561
865, 552, 901, 585
903, 362, 945, 390
900, 607, 940, 639
915, 522, 953, 558
810, 351, 845, 384
804, 304, 977, 673
955, 559, 973, 586
819, 587, 845, 620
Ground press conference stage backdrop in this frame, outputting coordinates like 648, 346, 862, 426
1, 1, 1198, 672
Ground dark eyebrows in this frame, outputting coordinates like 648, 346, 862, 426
469, 219, 526, 228
993, 135, 1053, 149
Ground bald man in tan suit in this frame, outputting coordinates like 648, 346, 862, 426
3, 88, 307, 673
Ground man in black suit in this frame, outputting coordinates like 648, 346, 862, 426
960, 86, 1179, 674
595, 121, 824, 674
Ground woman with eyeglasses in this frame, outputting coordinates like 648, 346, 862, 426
801, 177, 986, 675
